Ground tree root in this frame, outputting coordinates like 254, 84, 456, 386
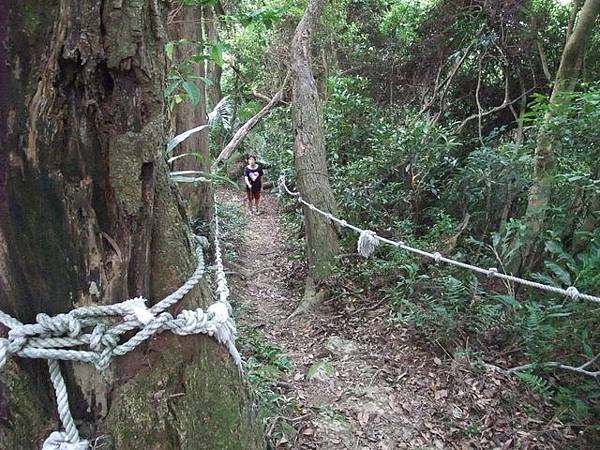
287, 277, 326, 319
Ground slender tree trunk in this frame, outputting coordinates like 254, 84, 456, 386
0, 2, 263, 449
168, 3, 212, 221
513, 0, 600, 272
572, 163, 600, 253
291, 0, 339, 308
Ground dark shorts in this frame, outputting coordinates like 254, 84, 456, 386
246, 185, 261, 201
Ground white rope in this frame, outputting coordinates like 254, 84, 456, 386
279, 176, 600, 304
0, 221, 241, 448
212, 200, 243, 371
44, 360, 89, 450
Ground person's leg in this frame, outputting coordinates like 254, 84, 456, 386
254, 190, 261, 214
246, 188, 253, 212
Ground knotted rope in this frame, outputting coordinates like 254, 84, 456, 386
0, 204, 241, 449
357, 230, 380, 258
279, 176, 600, 304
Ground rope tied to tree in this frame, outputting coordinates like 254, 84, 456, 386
43, 431, 89, 450
279, 176, 600, 305
0, 201, 242, 449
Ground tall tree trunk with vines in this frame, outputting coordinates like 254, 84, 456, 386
0, 1, 263, 449
512, 0, 600, 273
291, 0, 339, 311
203, 4, 223, 109
169, 3, 212, 222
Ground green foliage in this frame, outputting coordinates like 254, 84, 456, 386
217, 0, 600, 428
320, 75, 459, 229
392, 271, 505, 344
380, 0, 434, 47
445, 144, 531, 233
515, 371, 553, 399
237, 321, 295, 444
515, 371, 599, 421
164, 39, 229, 109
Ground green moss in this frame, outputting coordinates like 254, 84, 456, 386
149, 163, 198, 301
0, 361, 50, 449
20, 0, 55, 38
108, 364, 176, 449
174, 340, 264, 450
109, 116, 164, 215
106, 336, 264, 450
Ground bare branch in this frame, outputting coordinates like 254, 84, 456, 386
474, 56, 485, 146
484, 352, 600, 379
428, 26, 485, 122
536, 39, 553, 81
419, 63, 445, 114
456, 85, 535, 133
429, 39, 478, 122
251, 91, 274, 103
213, 72, 290, 165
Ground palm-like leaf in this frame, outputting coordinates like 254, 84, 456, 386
208, 95, 233, 130
165, 96, 233, 156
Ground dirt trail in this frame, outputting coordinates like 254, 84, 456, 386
218, 190, 579, 450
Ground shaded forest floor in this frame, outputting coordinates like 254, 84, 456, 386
218, 189, 586, 450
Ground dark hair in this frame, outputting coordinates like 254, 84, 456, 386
246, 154, 257, 161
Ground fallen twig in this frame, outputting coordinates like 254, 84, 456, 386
484, 352, 600, 378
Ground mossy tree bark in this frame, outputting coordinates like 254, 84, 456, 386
512, 0, 600, 273
290, 0, 339, 310
0, 1, 263, 449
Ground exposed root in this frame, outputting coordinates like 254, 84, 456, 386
287, 276, 326, 319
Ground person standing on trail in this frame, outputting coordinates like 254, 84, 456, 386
244, 154, 264, 215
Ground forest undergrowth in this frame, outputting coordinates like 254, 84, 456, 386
217, 188, 598, 449
167, 0, 600, 445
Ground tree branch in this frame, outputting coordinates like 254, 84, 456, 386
484, 352, 600, 379
419, 63, 445, 113
213, 72, 289, 165
428, 26, 485, 122
566, 0, 585, 43
456, 84, 535, 133
474, 56, 485, 146
536, 38, 553, 81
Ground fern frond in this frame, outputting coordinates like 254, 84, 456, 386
515, 371, 552, 399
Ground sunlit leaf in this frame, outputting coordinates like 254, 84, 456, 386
183, 81, 201, 106
166, 124, 210, 154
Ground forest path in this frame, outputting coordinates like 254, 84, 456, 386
217, 189, 574, 450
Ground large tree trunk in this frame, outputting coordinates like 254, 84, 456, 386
0, 2, 263, 449
290, 0, 339, 309
512, 0, 600, 272
168, 4, 212, 221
